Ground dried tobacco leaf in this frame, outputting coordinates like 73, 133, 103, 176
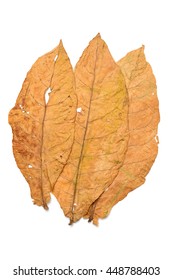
86, 46, 160, 225
9, 41, 77, 209
53, 34, 129, 224
9, 35, 159, 225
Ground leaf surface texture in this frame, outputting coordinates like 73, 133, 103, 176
86, 46, 160, 224
9, 35, 159, 225
53, 34, 129, 223
9, 42, 77, 209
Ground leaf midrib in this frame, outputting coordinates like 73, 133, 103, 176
40, 55, 58, 209
70, 41, 99, 223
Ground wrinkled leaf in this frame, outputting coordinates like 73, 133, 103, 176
86, 46, 160, 225
9, 35, 159, 225
53, 34, 129, 223
9, 41, 77, 209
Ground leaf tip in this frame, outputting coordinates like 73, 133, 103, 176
91, 33, 101, 41
59, 39, 63, 47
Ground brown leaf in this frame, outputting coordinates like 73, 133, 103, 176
9, 35, 159, 226
9, 41, 77, 209
53, 34, 129, 224
87, 46, 160, 225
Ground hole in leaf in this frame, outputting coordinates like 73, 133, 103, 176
155, 135, 159, 143
54, 54, 58, 62
45, 87, 51, 104
28, 164, 33, 168
77, 107, 82, 113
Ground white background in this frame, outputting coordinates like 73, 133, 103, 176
0, 0, 172, 279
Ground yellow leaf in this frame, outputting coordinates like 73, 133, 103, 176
87, 46, 160, 225
9, 41, 77, 209
9, 36, 159, 226
53, 34, 129, 223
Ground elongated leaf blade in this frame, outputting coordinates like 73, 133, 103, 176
53, 34, 129, 223
9, 42, 77, 209
87, 46, 160, 225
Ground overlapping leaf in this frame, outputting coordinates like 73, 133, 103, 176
86, 46, 160, 224
9, 35, 159, 225
9, 41, 77, 209
53, 34, 129, 223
